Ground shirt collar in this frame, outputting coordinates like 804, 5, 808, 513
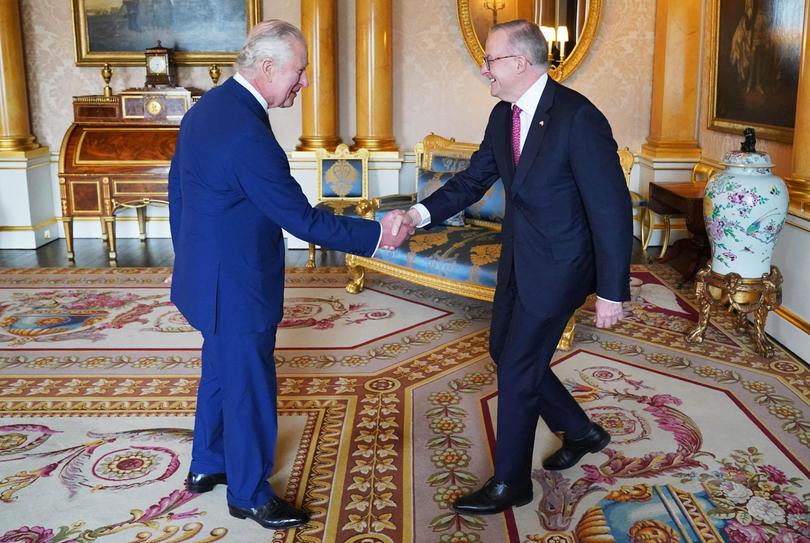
233, 72, 269, 111
513, 72, 548, 118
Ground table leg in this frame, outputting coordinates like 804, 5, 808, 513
103, 217, 117, 260
63, 217, 75, 261
136, 206, 147, 242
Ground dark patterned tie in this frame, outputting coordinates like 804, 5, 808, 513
512, 104, 522, 166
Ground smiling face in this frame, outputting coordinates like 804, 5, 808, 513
255, 37, 309, 109
481, 29, 522, 102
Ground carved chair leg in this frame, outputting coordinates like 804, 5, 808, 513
306, 243, 316, 269
556, 315, 576, 351
658, 214, 672, 259
641, 207, 653, 251
345, 264, 366, 294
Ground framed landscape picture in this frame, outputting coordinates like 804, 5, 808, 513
708, 0, 805, 143
71, 0, 261, 66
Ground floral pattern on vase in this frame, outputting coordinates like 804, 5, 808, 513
703, 150, 788, 277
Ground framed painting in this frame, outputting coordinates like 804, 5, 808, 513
708, 0, 805, 143
71, 0, 262, 66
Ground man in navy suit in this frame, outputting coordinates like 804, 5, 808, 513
169, 20, 410, 529
388, 19, 632, 514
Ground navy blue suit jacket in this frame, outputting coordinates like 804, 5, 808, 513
420, 78, 632, 316
169, 77, 380, 334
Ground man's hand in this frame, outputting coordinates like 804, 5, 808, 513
379, 210, 416, 250
594, 298, 623, 328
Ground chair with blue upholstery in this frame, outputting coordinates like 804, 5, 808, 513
307, 144, 370, 268
345, 133, 581, 350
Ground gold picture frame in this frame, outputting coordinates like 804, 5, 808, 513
707, 0, 804, 143
456, 0, 602, 82
71, 0, 262, 66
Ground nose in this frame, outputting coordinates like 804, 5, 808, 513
301, 70, 309, 88
480, 62, 490, 78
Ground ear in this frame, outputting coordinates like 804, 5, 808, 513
516, 56, 529, 74
261, 57, 274, 81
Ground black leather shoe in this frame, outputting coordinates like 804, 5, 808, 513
229, 496, 310, 530
542, 423, 611, 471
186, 471, 227, 493
452, 477, 533, 515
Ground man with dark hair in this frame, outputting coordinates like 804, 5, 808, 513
386, 19, 632, 515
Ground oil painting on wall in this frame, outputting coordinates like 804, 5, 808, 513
709, 0, 804, 142
72, 0, 260, 65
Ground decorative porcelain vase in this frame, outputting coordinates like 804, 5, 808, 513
703, 149, 788, 278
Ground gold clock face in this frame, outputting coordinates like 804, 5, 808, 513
145, 99, 163, 115
147, 55, 168, 74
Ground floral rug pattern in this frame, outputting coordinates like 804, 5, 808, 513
0, 265, 806, 542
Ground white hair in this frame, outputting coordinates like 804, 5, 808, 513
235, 19, 305, 74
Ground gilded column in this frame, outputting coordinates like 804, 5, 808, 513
0, 0, 39, 152
785, 0, 810, 212
640, 0, 701, 159
297, 0, 341, 151
352, 0, 397, 151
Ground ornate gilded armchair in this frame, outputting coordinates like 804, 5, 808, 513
307, 144, 370, 268
619, 147, 652, 251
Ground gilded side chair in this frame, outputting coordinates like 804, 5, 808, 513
307, 144, 370, 268
657, 160, 724, 259
618, 147, 652, 251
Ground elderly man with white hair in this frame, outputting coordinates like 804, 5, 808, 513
168, 20, 410, 530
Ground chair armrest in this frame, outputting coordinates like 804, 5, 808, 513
354, 193, 417, 218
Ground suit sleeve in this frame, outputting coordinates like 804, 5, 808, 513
232, 135, 381, 257
419, 107, 502, 226
569, 103, 633, 302
168, 135, 182, 253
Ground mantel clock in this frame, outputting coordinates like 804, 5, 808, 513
144, 41, 175, 87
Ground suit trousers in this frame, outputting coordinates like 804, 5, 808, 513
191, 328, 279, 508
489, 270, 591, 484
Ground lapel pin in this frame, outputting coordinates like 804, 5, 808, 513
539, 121, 545, 127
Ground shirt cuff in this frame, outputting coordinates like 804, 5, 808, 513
370, 222, 384, 258
411, 203, 431, 227
597, 296, 622, 305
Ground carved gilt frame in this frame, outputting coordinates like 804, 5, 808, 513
707, 0, 802, 143
71, 0, 261, 66
456, 0, 602, 82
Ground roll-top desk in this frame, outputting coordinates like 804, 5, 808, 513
59, 88, 199, 260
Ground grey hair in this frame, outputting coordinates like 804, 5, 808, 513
491, 19, 549, 68
235, 19, 305, 73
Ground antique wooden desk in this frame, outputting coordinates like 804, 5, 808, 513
59, 89, 197, 260
648, 181, 710, 282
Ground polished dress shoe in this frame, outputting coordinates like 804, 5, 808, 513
542, 423, 611, 471
186, 471, 227, 493
229, 496, 309, 529
452, 477, 533, 515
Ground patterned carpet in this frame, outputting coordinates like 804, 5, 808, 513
0, 265, 807, 543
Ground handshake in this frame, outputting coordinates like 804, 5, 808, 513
379, 208, 422, 251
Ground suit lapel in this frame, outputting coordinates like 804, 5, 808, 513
511, 78, 557, 194
493, 103, 515, 183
